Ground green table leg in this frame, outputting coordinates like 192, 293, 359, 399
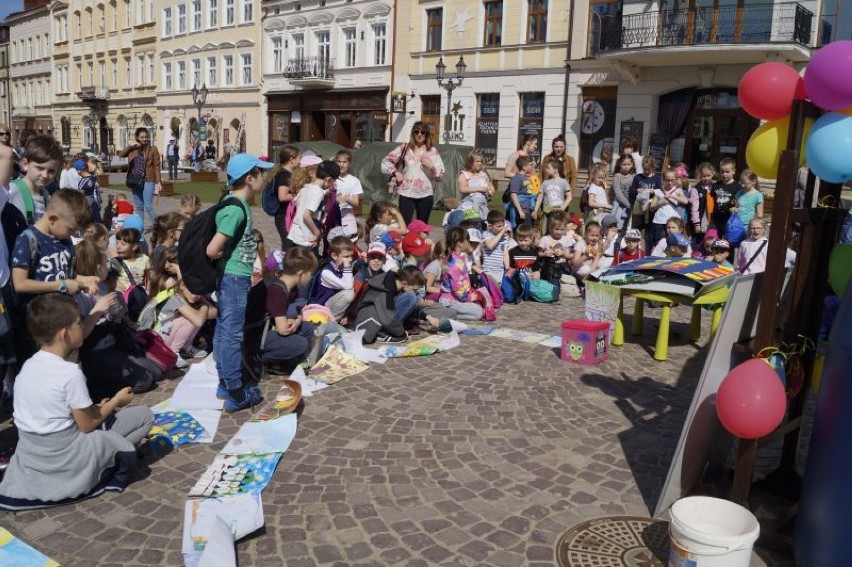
710, 304, 723, 342
632, 298, 644, 336
654, 304, 671, 361
689, 305, 702, 342
613, 296, 625, 346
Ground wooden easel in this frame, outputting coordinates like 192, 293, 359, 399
731, 99, 846, 504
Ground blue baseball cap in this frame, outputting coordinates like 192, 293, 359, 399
122, 214, 144, 233
226, 153, 274, 185
666, 232, 690, 248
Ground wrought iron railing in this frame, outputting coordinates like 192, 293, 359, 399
283, 57, 335, 80
77, 86, 110, 100
591, 2, 813, 55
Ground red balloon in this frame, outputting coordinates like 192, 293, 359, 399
739, 63, 802, 121
716, 359, 787, 439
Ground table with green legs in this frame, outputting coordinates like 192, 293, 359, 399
611, 286, 730, 361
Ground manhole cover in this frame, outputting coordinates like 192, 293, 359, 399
555, 516, 670, 567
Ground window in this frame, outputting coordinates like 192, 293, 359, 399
99, 5, 105, 32
342, 27, 356, 67
208, 0, 218, 27
483, 0, 503, 46
124, 58, 131, 87
164, 62, 173, 90
207, 56, 217, 86
192, 0, 201, 31
178, 60, 186, 88
242, 0, 253, 23
137, 56, 144, 85
88, 62, 94, 86
124, 0, 131, 27
241, 53, 252, 85
223, 54, 233, 84
163, 7, 172, 36
177, 4, 186, 33
87, 8, 94, 35
475, 93, 500, 165
118, 117, 127, 147
112, 2, 117, 31
99, 61, 106, 86
111, 58, 118, 87
372, 23, 386, 65
148, 54, 155, 85
426, 8, 442, 51
138, 0, 146, 24
225, 0, 235, 25
527, 0, 547, 43
192, 58, 201, 87
518, 92, 544, 162
420, 95, 441, 139
271, 36, 283, 72
293, 33, 305, 60
316, 30, 330, 62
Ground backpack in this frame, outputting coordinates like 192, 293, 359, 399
261, 177, 280, 216
136, 287, 177, 331
501, 269, 530, 304
725, 214, 746, 246
528, 279, 559, 303
178, 197, 248, 295
580, 186, 590, 214
112, 258, 149, 323
11, 178, 49, 224
283, 199, 298, 232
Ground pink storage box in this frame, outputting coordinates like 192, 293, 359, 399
561, 319, 609, 365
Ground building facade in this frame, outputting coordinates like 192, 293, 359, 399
262, 0, 394, 157
7, 1, 53, 147
0, 25, 10, 130
157, 0, 264, 160
50, 0, 160, 160
395, 0, 572, 167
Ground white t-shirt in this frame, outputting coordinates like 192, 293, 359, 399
60, 168, 83, 190
14, 351, 94, 434
538, 235, 576, 263
0, 185, 9, 288
288, 184, 326, 246
652, 188, 685, 225
588, 183, 609, 222
335, 174, 363, 236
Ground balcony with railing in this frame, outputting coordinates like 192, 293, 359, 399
591, 2, 814, 67
77, 86, 111, 102
282, 57, 335, 88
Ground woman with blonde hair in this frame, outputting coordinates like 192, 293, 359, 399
381, 121, 445, 224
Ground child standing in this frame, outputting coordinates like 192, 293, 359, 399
0, 293, 153, 510
457, 151, 495, 225
540, 160, 571, 235
649, 168, 689, 249
287, 160, 341, 252
689, 162, 715, 245
207, 153, 273, 412
733, 169, 764, 230
736, 217, 769, 275
711, 157, 741, 237
440, 227, 484, 320
506, 156, 541, 228
334, 150, 364, 239
8, 136, 61, 225
629, 156, 662, 247
611, 155, 635, 229
311, 236, 356, 321
584, 164, 612, 223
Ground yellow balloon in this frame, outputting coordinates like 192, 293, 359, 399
745, 117, 811, 179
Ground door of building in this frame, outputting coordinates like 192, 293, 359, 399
682, 90, 758, 173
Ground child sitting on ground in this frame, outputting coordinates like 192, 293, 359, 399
708, 239, 733, 269
665, 232, 691, 258
571, 221, 604, 283
178, 193, 202, 220
481, 210, 514, 285
651, 216, 693, 258
310, 236, 356, 322
149, 212, 185, 278
354, 265, 427, 343
367, 201, 407, 243
537, 216, 575, 285
139, 279, 215, 367
613, 229, 646, 265
503, 223, 558, 303
0, 293, 153, 511
439, 227, 485, 320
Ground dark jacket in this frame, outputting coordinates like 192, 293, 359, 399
353, 271, 405, 343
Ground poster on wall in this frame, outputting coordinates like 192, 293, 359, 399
475, 94, 500, 166
579, 87, 618, 169
518, 93, 544, 163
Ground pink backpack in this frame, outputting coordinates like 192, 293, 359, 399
283, 199, 298, 232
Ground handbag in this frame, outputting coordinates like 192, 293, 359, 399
134, 328, 178, 372
113, 258, 149, 323
125, 149, 147, 190
387, 143, 409, 194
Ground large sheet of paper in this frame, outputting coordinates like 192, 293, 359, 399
309, 346, 370, 384
182, 493, 264, 555
0, 528, 59, 567
286, 365, 329, 398
151, 400, 222, 444
171, 362, 225, 411
196, 517, 237, 567
584, 281, 621, 344
189, 453, 283, 498
221, 414, 298, 455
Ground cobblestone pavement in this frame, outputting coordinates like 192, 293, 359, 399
0, 185, 794, 566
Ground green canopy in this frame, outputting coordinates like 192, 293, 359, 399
290, 141, 473, 209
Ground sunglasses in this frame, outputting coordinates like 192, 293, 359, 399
0, 132, 9, 136
412, 129, 426, 135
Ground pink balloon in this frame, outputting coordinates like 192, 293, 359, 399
739, 62, 802, 120
716, 359, 787, 439
804, 40, 852, 111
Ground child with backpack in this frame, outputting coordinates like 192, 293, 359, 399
439, 227, 485, 320
205, 153, 273, 412
505, 155, 540, 229
262, 146, 301, 247
503, 223, 558, 303
8, 136, 61, 225
138, 279, 214, 367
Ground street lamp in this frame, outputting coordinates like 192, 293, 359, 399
191, 83, 209, 144
435, 55, 466, 143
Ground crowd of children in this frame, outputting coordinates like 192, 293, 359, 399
0, 131, 778, 510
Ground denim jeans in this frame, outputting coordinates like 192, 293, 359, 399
394, 291, 418, 321
132, 181, 157, 226
214, 273, 251, 390
259, 322, 316, 364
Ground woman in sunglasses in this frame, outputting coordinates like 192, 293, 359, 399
0, 126, 12, 148
381, 121, 445, 224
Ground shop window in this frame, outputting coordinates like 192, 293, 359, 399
517, 92, 544, 163
475, 93, 500, 166
420, 95, 441, 141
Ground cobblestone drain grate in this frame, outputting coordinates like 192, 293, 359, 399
555, 516, 670, 567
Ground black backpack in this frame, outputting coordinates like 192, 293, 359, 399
178, 196, 248, 295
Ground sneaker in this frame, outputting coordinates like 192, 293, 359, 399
175, 357, 188, 369
216, 384, 228, 400
180, 345, 208, 359
223, 386, 263, 413
376, 333, 407, 344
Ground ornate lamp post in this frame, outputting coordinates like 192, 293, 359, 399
190, 83, 209, 144
435, 55, 466, 143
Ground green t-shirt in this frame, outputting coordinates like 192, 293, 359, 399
215, 197, 255, 277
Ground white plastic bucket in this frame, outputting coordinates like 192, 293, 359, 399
667, 496, 760, 567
